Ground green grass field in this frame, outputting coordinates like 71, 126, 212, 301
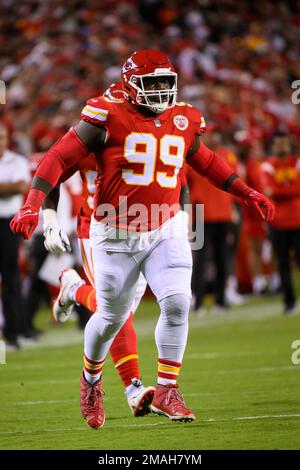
0, 295, 300, 450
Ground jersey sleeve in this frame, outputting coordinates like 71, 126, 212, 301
179, 166, 187, 186
186, 104, 206, 136
81, 96, 110, 126
58, 163, 80, 184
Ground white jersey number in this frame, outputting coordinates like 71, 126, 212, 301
122, 132, 185, 188
84, 170, 97, 209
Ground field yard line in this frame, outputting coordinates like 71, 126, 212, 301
3, 385, 296, 407
0, 378, 79, 387
169, 365, 298, 376
233, 414, 300, 421
12, 399, 77, 406
5, 350, 282, 370
1, 414, 300, 436
189, 302, 283, 327
18, 329, 84, 350
4, 350, 283, 372
4, 300, 292, 354
0, 365, 297, 389
185, 365, 298, 374
185, 350, 282, 359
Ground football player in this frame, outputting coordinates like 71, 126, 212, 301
42, 83, 160, 417
11, 50, 274, 429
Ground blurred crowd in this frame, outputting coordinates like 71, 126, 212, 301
1, 0, 300, 347
1, 0, 300, 154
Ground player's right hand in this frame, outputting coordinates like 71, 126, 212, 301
10, 204, 39, 240
43, 221, 71, 254
244, 190, 275, 223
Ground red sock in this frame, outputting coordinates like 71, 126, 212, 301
109, 313, 140, 387
75, 285, 97, 314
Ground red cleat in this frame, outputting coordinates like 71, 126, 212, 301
80, 372, 105, 429
151, 384, 195, 422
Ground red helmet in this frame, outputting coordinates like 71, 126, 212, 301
103, 82, 127, 101
121, 49, 177, 114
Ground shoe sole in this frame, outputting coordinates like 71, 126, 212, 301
84, 415, 106, 430
52, 299, 73, 323
133, 388, 156, 417
150, 405, 195, 422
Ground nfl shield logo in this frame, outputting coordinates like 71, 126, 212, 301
174, 115, 188, 130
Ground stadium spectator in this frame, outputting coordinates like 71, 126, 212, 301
187, 131, 237, 313
239, 141, 270, 294
1, 1, 299, 155
262, 132, 300, 314
0, 123, 30, 349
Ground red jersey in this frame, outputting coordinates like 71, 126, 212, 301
60, 153, 189, 239
76, 155, 97, 238
59, 153, 96, 239
262, 155, 300, 230
81, 97, 205, 230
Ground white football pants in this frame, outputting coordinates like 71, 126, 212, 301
84, 211, 192, 368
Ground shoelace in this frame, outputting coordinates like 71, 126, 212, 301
85, 384, 104, 413
165, 387, 186, 411
131, 378, 143, 388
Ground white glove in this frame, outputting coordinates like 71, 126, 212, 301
42, 209, 71, 254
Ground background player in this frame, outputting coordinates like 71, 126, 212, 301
42, 83, 156, 417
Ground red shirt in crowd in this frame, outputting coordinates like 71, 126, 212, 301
187, 146, 237, 223
242, 155, 267, 239
262, 155, 300, 230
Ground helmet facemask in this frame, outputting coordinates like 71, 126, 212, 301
128, 69, 177, 114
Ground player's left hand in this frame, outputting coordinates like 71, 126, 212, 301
10, 204, 39, 240
244, 191, 275, 222
43, 221, 71, 254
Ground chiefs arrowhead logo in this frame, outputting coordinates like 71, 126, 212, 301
122, 58, 138, 73
174, 115, 188, 131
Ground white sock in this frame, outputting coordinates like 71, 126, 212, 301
155, 294, 189, 386
125, 379, 144, 399
83, 311, 128, 384
68, 281, 84, 302
155, 294, 189, 363
83, 370, 102, 385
